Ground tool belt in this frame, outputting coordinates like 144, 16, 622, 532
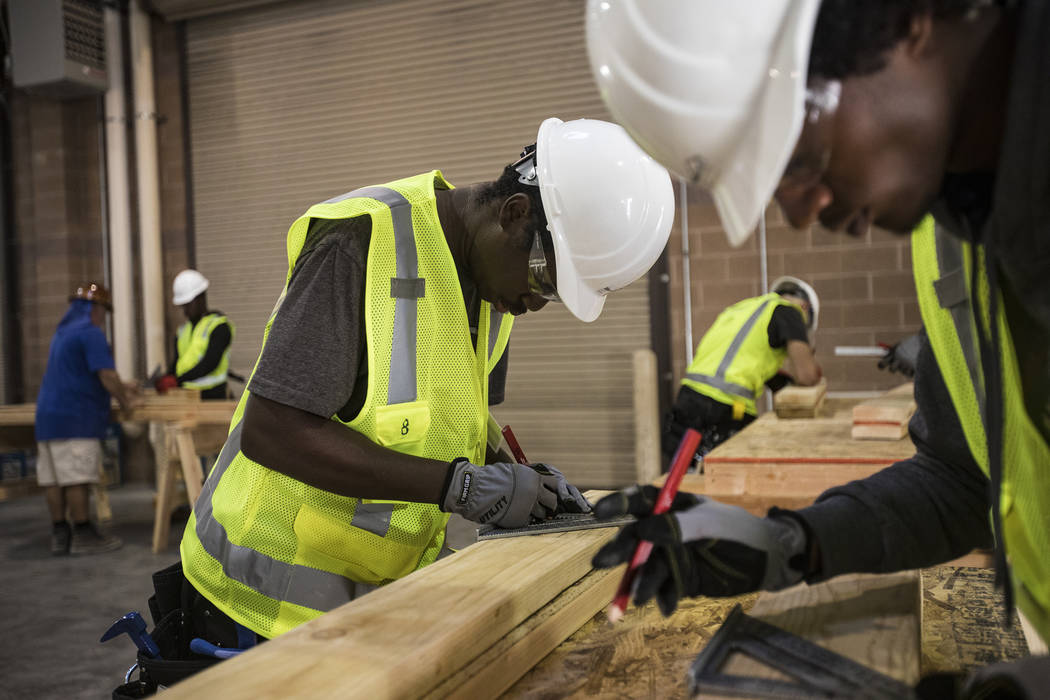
111, 561, 259, 699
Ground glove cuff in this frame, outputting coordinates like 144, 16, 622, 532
768, 507, 816, 578
438, 457, 472, 512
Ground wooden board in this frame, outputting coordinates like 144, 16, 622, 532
163, 523, 622, 699
426, 566, 621, 700
773, 378, 827, 419
852, 383, 915, 441
0, 396, 236, 427
921, 566, 1030, 674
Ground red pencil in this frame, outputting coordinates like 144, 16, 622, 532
501, 425, 529, 465
607, 427, 702, 622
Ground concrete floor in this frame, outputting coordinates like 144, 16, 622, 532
0, 485, 180, 700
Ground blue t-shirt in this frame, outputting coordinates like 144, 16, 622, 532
35, 300, 116, 441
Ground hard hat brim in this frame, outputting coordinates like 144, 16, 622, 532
534, 117, 607, 323
711, 0, 821, 247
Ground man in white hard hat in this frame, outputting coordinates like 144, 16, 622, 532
158, 117, 674, 653
667, 277, 821, 460
154, 269, 235, 399
587, 1, 1050, 684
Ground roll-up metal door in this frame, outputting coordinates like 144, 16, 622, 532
186, 0, 653, 487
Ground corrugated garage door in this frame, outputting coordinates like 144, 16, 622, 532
186, 0, 654, 487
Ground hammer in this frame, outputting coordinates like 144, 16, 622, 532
100, 611, 162, 659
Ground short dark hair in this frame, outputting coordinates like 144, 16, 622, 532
477, 162, 549, 249
808, 0, 985, 80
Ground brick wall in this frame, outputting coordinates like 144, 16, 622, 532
11, 94, 106, 400
665, 187, 921, 396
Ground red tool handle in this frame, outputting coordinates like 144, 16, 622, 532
501, 425, 529, 465
607, 427, 701, 622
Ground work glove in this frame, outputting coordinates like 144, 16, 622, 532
591, 486, 810, 616
154, 374, 179, 394
878, 333, 922, 378
440, 458, 590, 528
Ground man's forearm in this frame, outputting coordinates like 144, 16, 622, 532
98, 369, 133, 409
241, 393, 450, 503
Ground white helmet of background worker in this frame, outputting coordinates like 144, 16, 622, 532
586, 0, 822, 247
524, 117, 674, 322
771, 276, 820, 334
172, 269, 210, 306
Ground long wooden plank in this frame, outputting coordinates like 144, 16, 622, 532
164, 525, 620, 699
426, 566, 622, 700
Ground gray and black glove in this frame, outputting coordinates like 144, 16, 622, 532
440, 458, 590, 528
591, 486, 811, 616
878, 333, 922, 378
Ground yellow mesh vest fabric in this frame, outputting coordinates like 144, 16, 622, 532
175, 313, 234, 389
180, 171, 513, 638
913, 217, 1050, 643
681, 294, 797, 416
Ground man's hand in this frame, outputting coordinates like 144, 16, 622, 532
591, 486, 810, 616
878, 333, 922, 378
441, 459, 590, 528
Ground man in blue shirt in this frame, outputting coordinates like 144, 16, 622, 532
36, 283, 139, 555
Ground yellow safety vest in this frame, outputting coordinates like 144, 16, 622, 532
913, 216, 1050, 643
175, 313, 234, 390
180, 171, 513, 638
681, 294, 804, 417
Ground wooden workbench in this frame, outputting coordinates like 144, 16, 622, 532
0, 393, 236, 551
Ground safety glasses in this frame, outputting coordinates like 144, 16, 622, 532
776, 79, 842, 193
527, 229, 560, 302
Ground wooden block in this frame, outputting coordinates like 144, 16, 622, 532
852, 383, 915, 422
163, 520, 621, 699
426, 566, 621, 700
851, 422, 910, 440
773, 379, 827, 419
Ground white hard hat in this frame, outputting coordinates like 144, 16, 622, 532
586, 0, 821, 247
533, 117, 674, 322
771, 276, 819, 334
172, 269, 209, 306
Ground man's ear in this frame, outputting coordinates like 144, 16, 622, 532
905, 9, 935, 59
498, 192, 531, 229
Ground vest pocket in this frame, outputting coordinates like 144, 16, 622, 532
293, 502, 418, 586
375, 400, 430, 450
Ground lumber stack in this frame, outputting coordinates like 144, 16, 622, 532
700, 410, 915, 510
851, 383, 916, 440
163, 492, 622, 699
773, 378, 827, 418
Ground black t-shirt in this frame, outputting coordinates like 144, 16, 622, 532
767, 304, 809, 348
249, 216, 508, 421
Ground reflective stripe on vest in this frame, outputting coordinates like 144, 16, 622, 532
193, 422, 356, 611
685, 298, 774, 400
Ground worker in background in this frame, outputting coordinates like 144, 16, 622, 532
666, 276, 821, 459
154, 269, 235, 399
587, 2, 1050, 694
145, 117, 674, 660
35, 283, 139, 555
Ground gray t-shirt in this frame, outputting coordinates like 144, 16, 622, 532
249, 216, 508, 421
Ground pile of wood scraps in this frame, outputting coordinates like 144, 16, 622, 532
852, 383, 916, 440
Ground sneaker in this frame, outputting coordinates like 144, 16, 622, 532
51, 522, 71, 555
70, 522, 123, 555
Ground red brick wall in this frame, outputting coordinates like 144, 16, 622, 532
666, 188, 921, 396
